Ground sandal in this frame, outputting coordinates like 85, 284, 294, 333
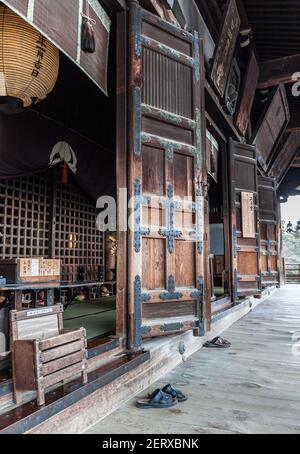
203, 336, 231, 349
162, 384, 187, 402
136, 388, 178, 409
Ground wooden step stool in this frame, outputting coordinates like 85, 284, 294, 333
10, 304, 88, 406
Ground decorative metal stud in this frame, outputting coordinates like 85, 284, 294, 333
134, 275, 150, 347
160, 274, 183, 300
191, 276, 204, 300
134, 179, 150, 253
135, 7, 142, 58
160, 322, 184, 332
190, 190, 204, 254
194, 108, 202, 169
134, 87, 142, 157
193, 31, 200, 82
159, 185, 182, 254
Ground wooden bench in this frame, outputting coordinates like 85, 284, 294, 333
10, 304, 88, 406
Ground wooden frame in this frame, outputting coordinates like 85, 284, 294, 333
116, 9, 128, 342
127, 3, 208, 347
229, 139, 261, 300
221, 142, 232, 300
207, 138, 232, 305
258, 176, 280, 288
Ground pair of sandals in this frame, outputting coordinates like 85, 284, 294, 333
203, 336, 231, 348
136, 384, 187, 409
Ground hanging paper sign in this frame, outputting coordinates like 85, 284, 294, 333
241, 192, 256, 238
1, 0, 111, 96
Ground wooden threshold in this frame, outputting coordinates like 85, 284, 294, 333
211, 301, 248, 323
87, 337, 120, 359
0, 351, 150, 434
212, 296, 232, 315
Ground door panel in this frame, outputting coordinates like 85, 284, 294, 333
252, 85, 290, 172
258, 176, 279, 287
128, 5, 206, 347
268, 132, 300, 185
229, 140, 261, 299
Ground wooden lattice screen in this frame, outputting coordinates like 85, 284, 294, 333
0, 171, 51, 259
54, 170, 104, 282
0, 168, 104, 282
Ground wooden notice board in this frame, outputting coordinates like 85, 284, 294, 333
241, 192, 256, 238
19, 259, 61, 279
210, 0, 241, 97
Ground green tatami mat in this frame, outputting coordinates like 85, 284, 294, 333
63, 310, 116, 340
64, 297, 116, 320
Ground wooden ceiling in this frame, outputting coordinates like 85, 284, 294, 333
243, 0, 300, 61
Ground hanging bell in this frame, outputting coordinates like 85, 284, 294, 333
81, 17, 96, 53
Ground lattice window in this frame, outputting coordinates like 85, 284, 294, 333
0, 171, 51, 259
53, 171, 104, 282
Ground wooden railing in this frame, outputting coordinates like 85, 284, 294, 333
285, 264, 300, 283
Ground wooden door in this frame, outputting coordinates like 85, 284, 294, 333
128, 3, 206, 348
258, 176, 280, 287
229, 139, 261, 300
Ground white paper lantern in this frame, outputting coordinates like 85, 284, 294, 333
0, 5, 59, 109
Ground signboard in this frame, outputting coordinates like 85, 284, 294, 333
210, 0, 241, 97
19, 258, 61, 278
2, 0, 111, 95
241, 192, 256, 238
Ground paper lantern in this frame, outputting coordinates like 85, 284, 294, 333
0, 5, 59, 111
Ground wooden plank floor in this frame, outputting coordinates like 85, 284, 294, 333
86, 286, 300, 434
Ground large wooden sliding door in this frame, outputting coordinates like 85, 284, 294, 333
229, 139, 261, 300
128, 3, 206, 348
258, 176, 280, 287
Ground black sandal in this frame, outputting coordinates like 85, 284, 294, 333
203, 336, 231, 349
136, 389, 178, 409
162, 384, 188, 402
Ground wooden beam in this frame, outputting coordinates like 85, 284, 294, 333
205, 81, 242, 142
194, 0, 220, 41
258, 54, 300, 89
101, 0, 126, 14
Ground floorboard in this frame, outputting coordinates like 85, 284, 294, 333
86, 285, 300, 435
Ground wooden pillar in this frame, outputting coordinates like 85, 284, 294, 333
127, 0, 140, 350
116, 8, 128, 341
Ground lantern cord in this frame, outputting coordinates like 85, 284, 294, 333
81, 13, 96, 26
81, 0, 96, 53
81, 1, 96, 25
